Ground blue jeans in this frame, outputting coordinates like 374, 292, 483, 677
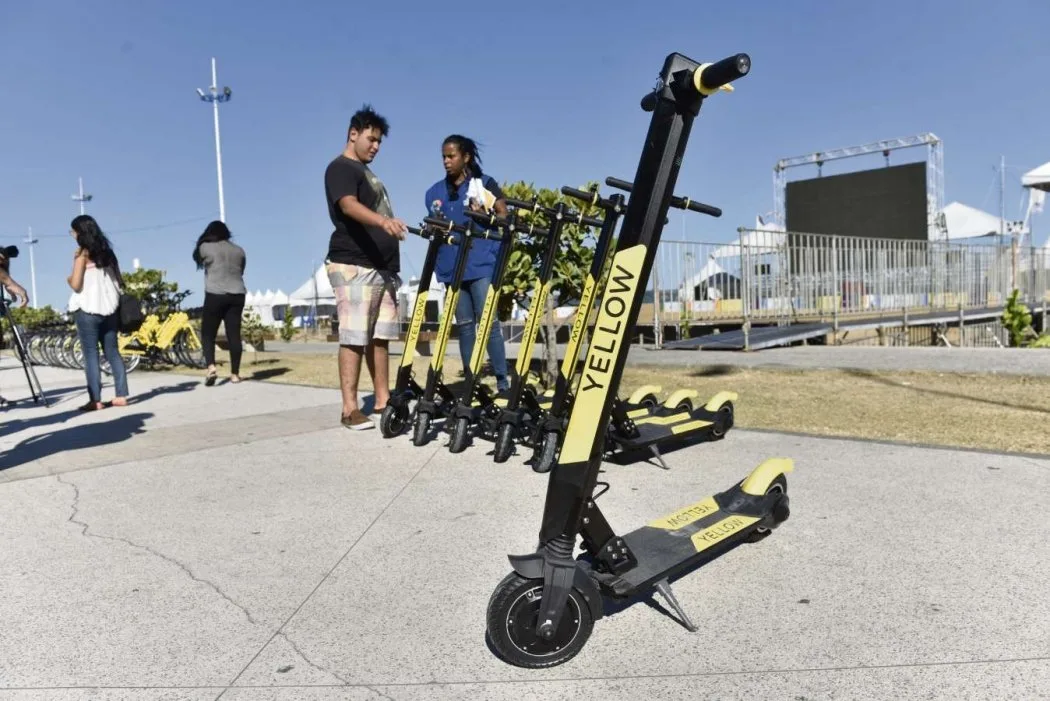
455, 276, 509, 391
75, 310, 129, 403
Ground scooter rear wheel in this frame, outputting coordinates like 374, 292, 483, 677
486, 571, 593, 668
746, 474, 787, 543
711, 401, 734, 439
493, 423, 515, 463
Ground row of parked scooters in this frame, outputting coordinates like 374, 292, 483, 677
377, 176, 738, 471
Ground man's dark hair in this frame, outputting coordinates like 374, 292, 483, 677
347, 104, 389, 140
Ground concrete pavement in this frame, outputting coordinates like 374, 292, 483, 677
1, 358, 1048, 699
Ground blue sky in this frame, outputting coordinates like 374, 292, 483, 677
1, 0, 1048, 310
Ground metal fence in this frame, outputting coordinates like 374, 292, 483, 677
651, 229, 1050, 328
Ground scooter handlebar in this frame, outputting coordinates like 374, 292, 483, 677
693, 53, 751, 96
505, 197, 544, 211
465, 209, 549, 239
422, 216, 503, 243
423, 216, 465, 233
507, 196, 605, 229
605, 176, 722, 218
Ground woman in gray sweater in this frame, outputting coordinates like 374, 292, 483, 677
192, 220, 247, 385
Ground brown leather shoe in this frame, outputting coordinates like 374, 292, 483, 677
341, 409, 374, 430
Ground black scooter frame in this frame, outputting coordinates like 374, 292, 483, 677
485, 51, 794, 669
527, 178, 725, 472
445, 208, 549, 453
485, 198, 604, 463
380, 224, 450, 437
409, 218, 501, 446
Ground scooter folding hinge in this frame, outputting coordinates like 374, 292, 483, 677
595, 536, 637, 575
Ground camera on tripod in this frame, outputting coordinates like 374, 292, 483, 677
0, 245, 17, 270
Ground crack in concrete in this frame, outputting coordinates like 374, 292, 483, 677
56, 474, 259, 626
365, 685, 397, 700
276, 631, 350, 684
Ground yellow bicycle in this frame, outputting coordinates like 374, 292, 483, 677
117, 309, 205, 370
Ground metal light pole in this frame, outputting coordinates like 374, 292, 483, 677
196, 57, 232, 222
71, 177, 93, 215
24, 227, 38, 308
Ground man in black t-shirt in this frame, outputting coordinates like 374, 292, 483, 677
324, 104, 408, 430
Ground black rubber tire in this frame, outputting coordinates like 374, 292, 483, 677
493, 423, 515, 463
746, 474, 787, 543
449, 416, 471, 453
639, 393, 659, 410
379, 405, 408, 438
711, 401, 734, 439
675, 398, 694, 413
412, 411, 431, 446
532, 431, 559, 473
485, 571, 594, 669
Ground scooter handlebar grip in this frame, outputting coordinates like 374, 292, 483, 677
684, 200, 722, 217
573, 214, 605, 229
463, 209, 503, 229
505, 197, 544, 211
560, 185, 603, 207
423, 216, 464, 233
693, 53, 751, 95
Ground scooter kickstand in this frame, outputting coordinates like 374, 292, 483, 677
654, 578, 697, 632
649, 445, 670, 470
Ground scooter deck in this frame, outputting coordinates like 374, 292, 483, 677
597, 466, 789, 597
610, 407, 725, 450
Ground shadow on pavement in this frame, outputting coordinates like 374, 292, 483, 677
0, 381, 199, 469
0, 411, 154, 470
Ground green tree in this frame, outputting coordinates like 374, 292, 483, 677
280, 306, 296, 342
496, 180, 604, 385
121, 268, 188, 317
1, 304, 65, 335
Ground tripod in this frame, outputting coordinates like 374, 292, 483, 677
0, 293, 49, 408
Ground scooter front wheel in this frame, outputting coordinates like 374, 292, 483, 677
532, 431, 558, 473
412, 411, 431, 446
449, 416, 470, 453
493, 423, 515, 463
486, 571, 593, 669
379, 404, 408, 438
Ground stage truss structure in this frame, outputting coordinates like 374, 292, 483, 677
772, 133, 946, 240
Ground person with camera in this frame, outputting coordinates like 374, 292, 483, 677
0, 247, 30, 308
66, 215, 129, 411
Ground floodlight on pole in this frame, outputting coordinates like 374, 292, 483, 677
196, 57, 232, 222
71, 177, 93, 215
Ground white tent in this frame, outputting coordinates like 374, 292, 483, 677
1022, 162, 1048, 246
709, 216, 786, 259
1022, 162, 1050, 191
288, 265, 335, 307
940, 201, 1011, 240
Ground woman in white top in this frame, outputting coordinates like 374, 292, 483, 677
67, 215, 129, 411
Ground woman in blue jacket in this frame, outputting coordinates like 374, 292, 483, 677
424, 134, 509, 392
